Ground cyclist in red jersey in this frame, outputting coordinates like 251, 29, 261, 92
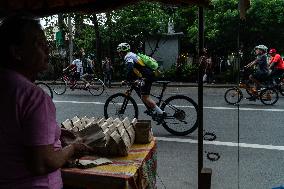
268, 48, 284, 84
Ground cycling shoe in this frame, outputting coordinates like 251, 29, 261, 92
153, 112, 167, 125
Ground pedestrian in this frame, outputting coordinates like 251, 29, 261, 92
204, 56, 214, 84
102, 57, 113, 87
0, 14, 91, 189
85, 55, 95, 75
80, 48, 88, 73
199, 48, 209, 83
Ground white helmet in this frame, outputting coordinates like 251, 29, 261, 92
254, 45, 268, 52
117, 43, 130, 52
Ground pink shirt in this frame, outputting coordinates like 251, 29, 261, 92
0, 69, 62, 189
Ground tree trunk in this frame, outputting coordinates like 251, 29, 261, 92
92, 14, 102, 74
74, 13, 84, 41
68, 14, 73, 65
106, 13, 114, 64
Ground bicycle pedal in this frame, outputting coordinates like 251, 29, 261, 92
144, 110, 152, 115
156, 119, 165, 125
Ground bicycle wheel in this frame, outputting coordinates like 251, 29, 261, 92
160, 95, 198, 136
278, 82, 284, 96
104, 93, 138, 120
224, 88, 243, 105
35, 82, 53, 99
88, 78, 105, 96
260, 88, 279, 105
51, 77, 67, 95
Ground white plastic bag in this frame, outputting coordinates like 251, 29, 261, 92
203, 74, 207, 82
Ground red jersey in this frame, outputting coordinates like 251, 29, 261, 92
269, 54, 284, 70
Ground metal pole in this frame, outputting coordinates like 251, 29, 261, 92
198, 6, 204, 189
68, 14, 73, 64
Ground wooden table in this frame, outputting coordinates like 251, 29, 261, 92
62, 139, 157, 189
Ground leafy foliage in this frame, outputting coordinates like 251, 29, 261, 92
163, 63, 198, 82
42, 0, 284, 82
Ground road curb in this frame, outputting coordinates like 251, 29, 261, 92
110, 83, 236, 88
38, 81, 236, 88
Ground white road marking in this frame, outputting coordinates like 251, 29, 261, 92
157, 137, 284, 151
53, 100, 284, 112
54, 100, 105, 105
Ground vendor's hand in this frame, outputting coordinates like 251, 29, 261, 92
71, 137, 94, 157
60, 128, 78, 147
61, 128, 77, 139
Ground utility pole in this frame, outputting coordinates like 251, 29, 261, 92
198, 6, 212, 189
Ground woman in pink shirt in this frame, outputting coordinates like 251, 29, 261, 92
0, 15, 91, 189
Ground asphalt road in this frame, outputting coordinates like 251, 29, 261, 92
51, 85, 284, 189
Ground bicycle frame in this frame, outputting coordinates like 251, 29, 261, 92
125, 81, 166, 102
150, 82, 168, 107
61, 71, 76, 86
104, 80, 199, 135
123, 81, 172, 116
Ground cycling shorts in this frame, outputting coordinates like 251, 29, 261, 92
134, 79, 153, 96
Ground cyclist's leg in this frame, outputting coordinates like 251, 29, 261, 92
247, 74, 259, 100
140, 79, 164, 115
249, 73, 261, 89
71, 72, 80, 88
81, 73, 90, 87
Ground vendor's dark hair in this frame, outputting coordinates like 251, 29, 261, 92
0, 14, 41, 63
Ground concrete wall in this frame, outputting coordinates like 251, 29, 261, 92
145, 34, 182, 70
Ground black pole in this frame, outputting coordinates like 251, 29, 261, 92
197, 6, 204, 189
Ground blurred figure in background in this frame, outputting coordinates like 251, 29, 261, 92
102, 57, 113, 87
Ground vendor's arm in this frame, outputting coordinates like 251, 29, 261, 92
25, 139, 89, 176
22, 88, 90, 176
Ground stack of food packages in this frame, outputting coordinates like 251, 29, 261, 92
61, 116, 137, 156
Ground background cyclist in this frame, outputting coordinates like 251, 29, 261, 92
63, 52, 90, 88
117, 42, 165, 118
268, 48, 284, 84
244, 45, 269, 100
